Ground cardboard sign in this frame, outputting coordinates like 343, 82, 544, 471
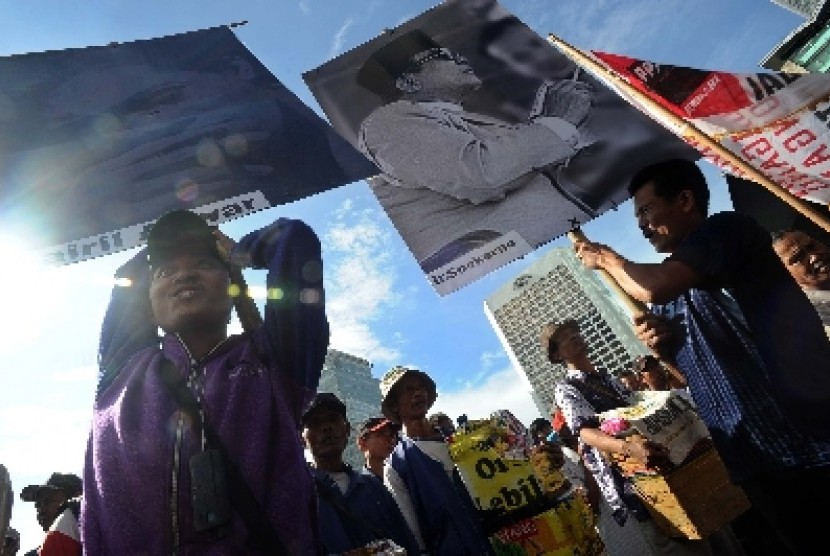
601, 390, 710, 465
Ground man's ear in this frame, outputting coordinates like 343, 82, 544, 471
679, 189, 696, 213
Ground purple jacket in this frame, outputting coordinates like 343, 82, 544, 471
81, 218, 329, 555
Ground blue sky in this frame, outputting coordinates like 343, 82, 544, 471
0, 0, 804, 550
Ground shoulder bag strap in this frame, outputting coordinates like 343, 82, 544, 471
157, 358, 290, 555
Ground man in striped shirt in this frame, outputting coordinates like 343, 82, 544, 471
573, 159, 830, 555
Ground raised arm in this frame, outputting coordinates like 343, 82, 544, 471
233, 218, 329, 422
97, 249, 158, 396
213, 228, 263, 333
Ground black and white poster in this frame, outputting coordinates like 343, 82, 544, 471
304, 0, 697, 295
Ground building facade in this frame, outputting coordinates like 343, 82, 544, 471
762, 0, 830, 72
484, 247, 648, 416
318, 349, 381, 468
772, 0, 822, 18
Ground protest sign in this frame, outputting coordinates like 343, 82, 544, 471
0, 26, 376, 265
304, 0, 697, 295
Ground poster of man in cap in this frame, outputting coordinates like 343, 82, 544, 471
304, 0, 697, 295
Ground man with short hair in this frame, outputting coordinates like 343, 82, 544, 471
380, 366, 494, 555
616, 368, 645, 392
631, 355, 677, 391
573, 158, 830, 554
20, 473, 83, 556
772, 228, 830, 328
82, 209, 329, 554
427, 412, 456, 439
356, 416, 400, 479
302, 393, 418, 556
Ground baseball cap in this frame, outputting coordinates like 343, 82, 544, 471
356, 29, 442, 98
358, 416, 400, 438
301, 393, 348, 426
20, 472, 82, 502
146, 210, 224, 267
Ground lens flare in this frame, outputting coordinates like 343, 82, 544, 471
175, 178, 200, 203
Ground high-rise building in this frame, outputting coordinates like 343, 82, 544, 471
317, 349, 381, 468
772, 0, 822, 18
762, 0, 830, 72
484, 247, 649, 416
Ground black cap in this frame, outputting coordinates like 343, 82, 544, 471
20, 472, 82, 502
356, 29, 442, 99
358, 416, 400, 438
302, 393, 348, 426
146, 210, 223, 267
529, 417, 551, 438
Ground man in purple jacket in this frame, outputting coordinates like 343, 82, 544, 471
81, 210, 329, 555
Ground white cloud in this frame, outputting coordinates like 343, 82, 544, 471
298, 0, 311, 15
479, 350, 506, 371
431, 366, 542, 427
322, 202, 402, 364
51, 365, 97, 383
1, 403, 90, 551
328, 17, 355, 58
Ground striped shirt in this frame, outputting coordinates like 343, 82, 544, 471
655, 212, 830, 483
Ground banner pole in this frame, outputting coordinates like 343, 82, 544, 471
566, 229, 688, 387
548, 34, 830, 235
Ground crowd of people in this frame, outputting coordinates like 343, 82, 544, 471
2, 156, 829, 556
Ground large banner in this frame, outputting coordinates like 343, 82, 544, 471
0, 26, 376, 265
303, 0, 697, 295
592, 50, 830, 206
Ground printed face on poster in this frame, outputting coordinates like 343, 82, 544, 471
304, 0, 697, 295
0, 26, 376, 265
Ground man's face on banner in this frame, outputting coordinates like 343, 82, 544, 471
409, 49, 482, 96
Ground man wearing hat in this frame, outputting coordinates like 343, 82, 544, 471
301, 393, 419, 556
356, 416, 400, 479
82, 210, 329, 554
542, 320, 746, 555
356, 29, 597, 272
380, 366, 493, 555
21, 473, 82, 556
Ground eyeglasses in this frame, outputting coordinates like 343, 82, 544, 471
406, 48, 469, 72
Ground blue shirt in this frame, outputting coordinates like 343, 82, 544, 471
388, 437, 494, 556
310, 465, 419, 556
653, 211, 830, 482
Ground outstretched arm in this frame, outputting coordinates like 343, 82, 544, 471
573, 239, 701, 304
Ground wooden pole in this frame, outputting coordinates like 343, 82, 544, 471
567, 230, 687, 387
548, 34, 830, 235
